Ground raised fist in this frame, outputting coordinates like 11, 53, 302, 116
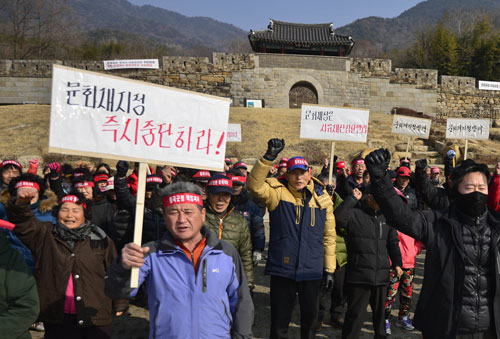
415, 159, 428, 173
47, 162, 61, 179
365, 148, 391, 179
116, 160, 129, 178
265, 138, 285, 160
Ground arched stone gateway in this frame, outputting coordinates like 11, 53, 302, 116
289, 81, 318, 108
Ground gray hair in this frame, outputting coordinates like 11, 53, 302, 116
162, 181, 204, 209
317, 173, 336, 185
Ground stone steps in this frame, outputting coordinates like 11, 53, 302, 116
412, 151, 440, 159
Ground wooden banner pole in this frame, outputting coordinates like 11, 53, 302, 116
130, 162, 148, 288
464, 139, 468, 160
405, 136, 411, 154
328, 141, 335, 184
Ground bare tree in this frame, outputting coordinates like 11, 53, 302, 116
0, 0, 72, 59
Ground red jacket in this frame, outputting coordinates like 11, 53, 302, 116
397, 231, 423, 269
488, 173, 500, 212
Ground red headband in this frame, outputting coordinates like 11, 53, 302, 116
146, 176, 163, 184
229, 175, 246, 183
193, 171, 211, 179
74, 181, 94, 188
279, 162, 287, 168
163, 193, 203, 207
15, 181, 40, 191
60, 195, 87, 209
207, 178, 233, 188
352, 159, 365, 165
1, 160, 22, 169
336, 161, 346, 169
94, 174, 109, 182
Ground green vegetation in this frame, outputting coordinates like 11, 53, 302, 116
400, 14, 500, 80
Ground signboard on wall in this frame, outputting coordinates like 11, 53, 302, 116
103, 59, 159, 70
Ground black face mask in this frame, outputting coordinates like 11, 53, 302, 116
455, 191, 488, 217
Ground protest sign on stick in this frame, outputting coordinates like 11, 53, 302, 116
300, 104, 369, 184
130, 163, 147, 288
49, 65, 230, 171
227, 124, 242, 142
49, 65, 230, 287
391, 115, 432, 155
445, 118, 490, 160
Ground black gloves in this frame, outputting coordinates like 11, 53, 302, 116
116, 160, 129, 178
325, 272, 334, 290
325, 184, 334, 196
415, 159, 427, 175
264, 138, 285, 161
47, 162, 61, 179
365, 148, 391, 180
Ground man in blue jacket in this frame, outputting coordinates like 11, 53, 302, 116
105, 181, 254, 339
248, 138, 336, 339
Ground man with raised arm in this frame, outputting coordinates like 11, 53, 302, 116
105, 181, 253, 339
247, 138, 336, 339
365, 148, 500, 339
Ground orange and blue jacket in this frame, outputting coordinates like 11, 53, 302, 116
248, 157, 336, 281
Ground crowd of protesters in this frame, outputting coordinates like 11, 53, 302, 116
1, 138, 500, 339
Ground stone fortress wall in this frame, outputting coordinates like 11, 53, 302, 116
0, 53, 498, 119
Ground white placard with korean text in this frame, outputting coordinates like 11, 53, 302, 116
227, 124, 242, 142
445, 118, 490, 140
392, 115, 432, 139
103, 59, 159, 70
49, 65, 230, 171
300, 104, 369, 142
478, 81, 500, 91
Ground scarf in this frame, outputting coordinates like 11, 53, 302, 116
54, 220, 94, 250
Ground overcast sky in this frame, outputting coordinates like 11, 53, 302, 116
128, 0, 424, 31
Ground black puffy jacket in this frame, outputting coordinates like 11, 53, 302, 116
457, 210, 495, 334
90, 195, 114, 236
335, 195, 402, 286
114, 176, 166, 245
370, 173, 500, 339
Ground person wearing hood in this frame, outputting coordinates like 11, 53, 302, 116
203, 173, 254, 288
73, 175, 114, 240
365, 148, 500, 339
0, 159, 22, 194
6, 191, 128, 339
334, 185, 402, 339
247, 138, 336, 339
0, 174, 58, 270
227, 169, 265, 266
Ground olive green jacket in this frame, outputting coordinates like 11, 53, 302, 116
0, 232, 39, 339
333, 193, 348, 267
203, 205, 254, 286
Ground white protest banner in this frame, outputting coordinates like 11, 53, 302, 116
300, 104, 369, 142
49, 65, 230, 171
227, 124, 242, 142
103, 59, 159, 70
392, 115, 431, 139
478, 81, 500, 91
445, 118, 490, 140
